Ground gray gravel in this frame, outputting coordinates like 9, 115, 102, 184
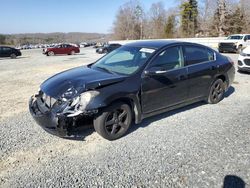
0, 49, 250, 187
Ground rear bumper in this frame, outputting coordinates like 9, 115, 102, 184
226, 66, 235, 90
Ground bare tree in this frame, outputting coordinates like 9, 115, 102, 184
218, 0, 227, 36
199, 0, 217, 33
147, 2, 166, 39
112, 1, 143, 40
240, 0, 250, 33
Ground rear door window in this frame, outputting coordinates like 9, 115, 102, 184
184, 46, 213, 66
150, 46, 184, 70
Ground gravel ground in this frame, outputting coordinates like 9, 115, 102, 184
0, 48, 249, 187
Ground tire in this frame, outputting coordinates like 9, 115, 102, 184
70, 50, 75, 55
94, 102, 132, 140
48, 51, 54, 56
207, 79, 225, 104
10, 53, 17, 59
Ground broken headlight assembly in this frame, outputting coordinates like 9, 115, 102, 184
61, 87, 78, 100
59, 90, 99, 117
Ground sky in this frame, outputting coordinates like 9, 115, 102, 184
0, 0, 177, 34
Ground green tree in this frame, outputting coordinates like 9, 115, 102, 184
164, 15, 176, 38
180, 0, 198, 37
226, 7, 245, 34
0, 34, 6, 44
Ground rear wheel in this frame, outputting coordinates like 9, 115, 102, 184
94, 102, 132, 140
48, 51, 54, 56
207, 79, 225, 104
10, 53, 17, 59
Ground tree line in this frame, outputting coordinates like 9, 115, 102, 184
112, 0, 250, 40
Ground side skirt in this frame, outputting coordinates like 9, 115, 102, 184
140, 97, 205, 121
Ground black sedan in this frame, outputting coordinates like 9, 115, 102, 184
96, 43, 121, 54
0, 46, 21, 59
29, 40, 235, 140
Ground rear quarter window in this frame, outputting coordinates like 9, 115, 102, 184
184, 46, 214, 66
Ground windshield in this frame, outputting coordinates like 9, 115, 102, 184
227, 35, 243, 40
92, 46, 155, 75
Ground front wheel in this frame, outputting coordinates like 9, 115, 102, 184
207, 79, 225, 104
94, 102, 132, 140
10, 53, 17, 59
47, 51, 54, 56
70, 50, 75, 55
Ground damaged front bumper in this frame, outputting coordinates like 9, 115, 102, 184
29, 91, 98, 137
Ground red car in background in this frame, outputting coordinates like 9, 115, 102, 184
43, 44, 80, 56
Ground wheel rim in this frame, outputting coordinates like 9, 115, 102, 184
71, 51, 75, 55
49, 51, 54, 56
11, 54, 16, 58
104, 107, 129, 136
211, 81, 224, 102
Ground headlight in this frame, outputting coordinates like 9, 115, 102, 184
61, 87, 78, 100
79, 91, 99, 110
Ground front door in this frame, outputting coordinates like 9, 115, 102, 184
141, 46, 188, 114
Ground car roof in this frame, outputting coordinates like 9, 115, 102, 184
124, 40, 203, 49
0, 46, 14, 48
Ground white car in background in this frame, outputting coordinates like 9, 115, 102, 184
218, 34, 250, 53
238, 46, 250, 72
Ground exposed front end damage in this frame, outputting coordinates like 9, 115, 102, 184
29, 90, 98, 137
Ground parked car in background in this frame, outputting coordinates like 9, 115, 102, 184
0, 46, 22, 59
30, 40, 235, 140
96, 43, 122, 54
218, 34, 250, 53
43, 44, 80, 56
94, 42, 105, 48
79, 42, 91, 48
238, 46, 250, 72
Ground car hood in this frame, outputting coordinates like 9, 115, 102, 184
242, 46, 250, 54
41, 66, 127, 98
220, 39, 239, 43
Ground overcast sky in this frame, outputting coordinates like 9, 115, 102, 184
0, 0, 178, 34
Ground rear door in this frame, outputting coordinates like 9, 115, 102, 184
183, 45, 217, 100
141, 45, 188, 113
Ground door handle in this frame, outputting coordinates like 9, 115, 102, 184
155, 70, 167, 74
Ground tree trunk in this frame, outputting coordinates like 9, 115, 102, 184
218, 0, 226, 37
